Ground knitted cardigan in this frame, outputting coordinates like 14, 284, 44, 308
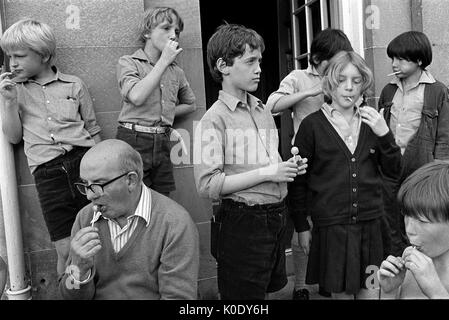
288, 109, 402, 231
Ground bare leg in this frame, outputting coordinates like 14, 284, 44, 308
292, 231, 308, 290
54, 237, 71, 275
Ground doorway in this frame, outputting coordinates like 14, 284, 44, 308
199, 0, 283, 109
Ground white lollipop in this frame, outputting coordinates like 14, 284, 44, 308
90, 205, 101, 227
291, 146, 300, 163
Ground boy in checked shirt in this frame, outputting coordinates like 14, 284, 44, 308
0, 19, 101, 275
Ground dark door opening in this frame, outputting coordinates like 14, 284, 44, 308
199, 0, 281, 109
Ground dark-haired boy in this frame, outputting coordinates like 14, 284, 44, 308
378, 31, 449, 257
194, 24, 307, 300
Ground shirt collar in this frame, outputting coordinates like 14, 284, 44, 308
21, 66, 74, 85
390, 69, 436, 86
218, 90, 264, 112
94, 183, 152, 227
131, 48, 157, 66
322, 102, 361, 117
306, 65, 321, 77
132, 183, 152, 226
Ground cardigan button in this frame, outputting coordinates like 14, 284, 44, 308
351, 158, 356, 162
352, 203, 358, 208
352, 173, 357, 178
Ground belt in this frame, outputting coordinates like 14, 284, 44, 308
221, 198, 286, 212
35, 146, 89, 171
120, 122, 171, 134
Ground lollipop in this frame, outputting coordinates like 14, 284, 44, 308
291, 146, 300, 164
90, 205, 102, 227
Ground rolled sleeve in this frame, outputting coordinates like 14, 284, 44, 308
177, 71, 196, 105
193, 118, 226, 200
266, 71, 299, 112
77, 80, 101, 137
117, 56, 141, 99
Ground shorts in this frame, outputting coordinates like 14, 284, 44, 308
213, 199, 289, 300
116, 126, 175, 194
33, 147, 90, 242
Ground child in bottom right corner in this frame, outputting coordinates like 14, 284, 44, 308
378, 160, 449, 299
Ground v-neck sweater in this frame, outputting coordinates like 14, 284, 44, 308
60, 190, 199, 300
288, 109, 402, 231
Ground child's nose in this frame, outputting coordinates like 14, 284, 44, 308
10, 57, 18, 67
392, 58, 399, 67
344, 79, 353, 90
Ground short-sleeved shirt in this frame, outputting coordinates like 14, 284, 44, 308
116, 48, 196, 127
266, 66, 323, 143
194, 90, 287, 206
16, 67, 100, 173
389, 70, 436, 154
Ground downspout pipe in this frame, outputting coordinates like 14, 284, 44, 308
0, 9, 32, 299
0, 101, 31, 300
0, 106, 32, 300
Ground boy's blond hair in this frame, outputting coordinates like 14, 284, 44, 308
0, 19, 56, 65
138, 7, 184, 43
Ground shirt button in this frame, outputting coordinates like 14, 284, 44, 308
160, 84, 164, 88
46, 100, 50, 104
48, 117, 52, 121
42, 86, 46, 89
352, 216, 357, 221
352, 173, 357, 178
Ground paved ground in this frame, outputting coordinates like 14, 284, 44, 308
270, 275, 331, 300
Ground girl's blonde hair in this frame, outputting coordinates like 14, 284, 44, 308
0, 19, 56, 65
322, 51, 373, 104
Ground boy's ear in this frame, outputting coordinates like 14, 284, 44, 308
41, 54, 51, 64
216, 58, 230, 76
311, 54, 320, 66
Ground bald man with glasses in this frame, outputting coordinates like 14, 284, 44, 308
59, 139, 199, 300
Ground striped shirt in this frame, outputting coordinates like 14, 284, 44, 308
94, 184, 152, 253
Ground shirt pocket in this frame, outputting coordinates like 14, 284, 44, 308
55, 98, 80, 122
166, 79, 180, 103
419, 107, 438, 142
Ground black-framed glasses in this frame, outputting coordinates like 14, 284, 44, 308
74, 172, 134, 196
